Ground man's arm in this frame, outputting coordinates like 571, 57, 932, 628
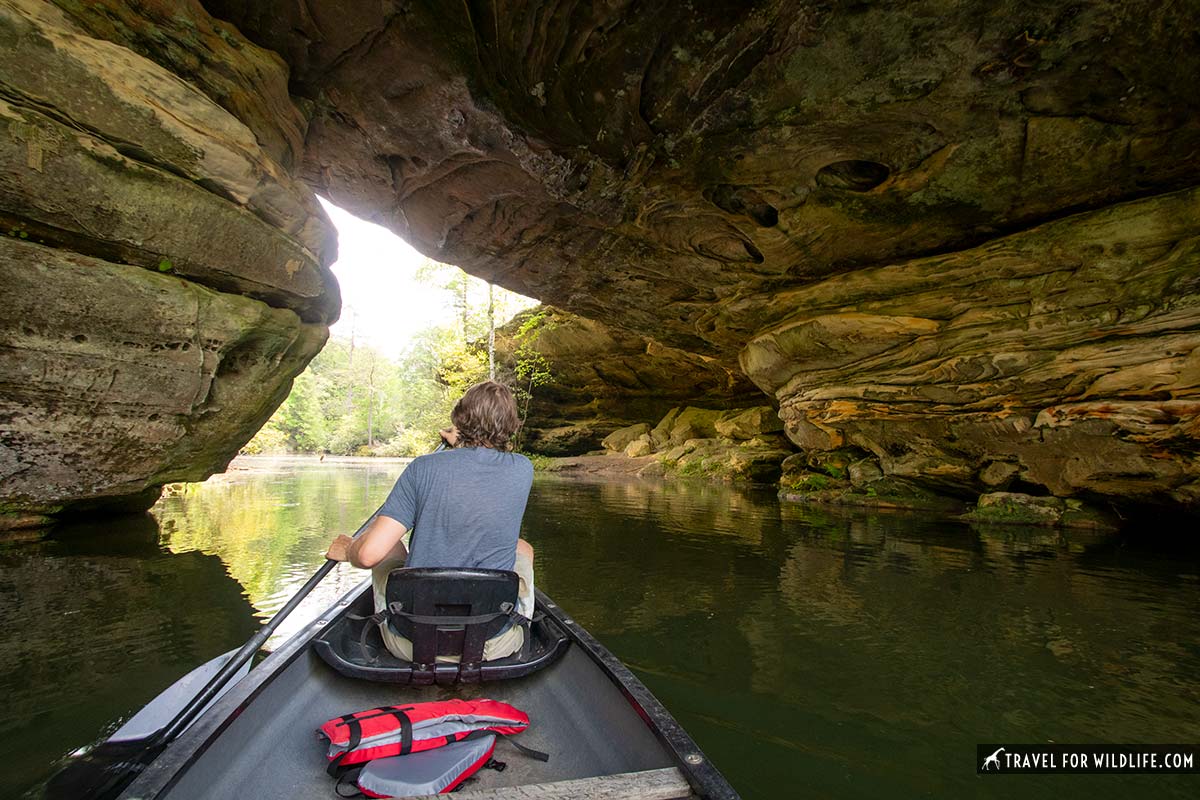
325, 515, 409, 569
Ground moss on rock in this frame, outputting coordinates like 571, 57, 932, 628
961, 492, 1118, 531
780, 474, 967, 513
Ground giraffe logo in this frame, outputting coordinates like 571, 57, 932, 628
982, 747, 1006, 771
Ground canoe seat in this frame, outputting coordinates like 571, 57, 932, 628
314, 569, 571, 685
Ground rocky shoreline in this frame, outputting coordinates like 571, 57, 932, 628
537, 404, 1124, 531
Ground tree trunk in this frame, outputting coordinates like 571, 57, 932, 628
458, 277, 469, 341
345, 308, 356, 412
366, 353, 375, 447
487, 282, 496, 379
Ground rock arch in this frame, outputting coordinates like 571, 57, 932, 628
2, 0, 1198, 524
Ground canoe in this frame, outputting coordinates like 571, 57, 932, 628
101, 579, 739, 800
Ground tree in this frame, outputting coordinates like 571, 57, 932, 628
272, 369, 328, 451
510, 309, 555, 447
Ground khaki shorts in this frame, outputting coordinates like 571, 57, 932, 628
371, 549, 535, 663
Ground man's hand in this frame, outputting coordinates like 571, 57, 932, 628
328, 517, 409, 569
325, 534, 354, 562
439, 427, 459, 447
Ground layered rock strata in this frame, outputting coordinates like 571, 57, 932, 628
0, 1, 336, 525
494, 307, 758, 455
743, 188, 1200, 509
213, 0, 1200, 360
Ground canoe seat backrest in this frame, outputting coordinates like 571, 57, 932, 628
384, 568, 520, 675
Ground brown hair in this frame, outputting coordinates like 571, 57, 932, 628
451, 381, 521, 450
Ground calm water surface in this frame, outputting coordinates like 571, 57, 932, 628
2, 456, 1198, 798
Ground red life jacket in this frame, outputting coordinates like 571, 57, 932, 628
317, 699, 530, 775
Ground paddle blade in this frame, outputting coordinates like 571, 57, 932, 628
43, 739, 162, 800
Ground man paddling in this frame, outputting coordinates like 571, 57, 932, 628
324, 380, 536, 660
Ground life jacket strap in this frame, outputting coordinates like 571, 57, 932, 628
462, 729, 550, 762
333, 773, 363, 798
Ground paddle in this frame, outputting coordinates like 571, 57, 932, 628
46, 443, 445, 800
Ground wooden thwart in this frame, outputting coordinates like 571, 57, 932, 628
408, 767, 694, 800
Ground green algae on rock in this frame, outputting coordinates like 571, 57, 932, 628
961, 493, 1119, 532
0, 237, 327, 524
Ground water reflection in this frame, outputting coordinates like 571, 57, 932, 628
153, 456, 409, 644
5, 459, 1198, 800
0, 516, 257, 798
525, 475, 1200, 799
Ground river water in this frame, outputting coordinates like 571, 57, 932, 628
2, 456, 1198, 798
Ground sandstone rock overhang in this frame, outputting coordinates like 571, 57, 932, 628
1, 0, 1197, 523
215, 0, 1200, 358
0, 0, 336, 525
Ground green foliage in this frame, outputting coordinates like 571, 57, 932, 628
244, 260, 538, 458
157, 257, 173, 273
245, 338, 411, 456
786, 473, 834, 492
242, 423, 287, 454
521, 452, 558, 471
677, 459, 708, 477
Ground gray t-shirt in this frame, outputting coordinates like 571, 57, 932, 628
378, 447, 534, 570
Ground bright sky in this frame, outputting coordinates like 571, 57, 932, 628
319, 197, 451, 357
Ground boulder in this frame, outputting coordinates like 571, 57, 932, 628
962, 493, 1118, 531
602, 423, 651, 453
668, 437, 791, 483
979, 461, 1020, 489
624, 436, 654, 458
714, 406, 784, 440
848, 460, 884, 488
659, 442, 696, 464
779, 454, 809, 487
649, 407, 682, 448
668, 408, 724, 445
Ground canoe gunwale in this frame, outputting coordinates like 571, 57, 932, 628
118, 579, 739, 800
533, 593, 738, 800
118, 578, 370, 799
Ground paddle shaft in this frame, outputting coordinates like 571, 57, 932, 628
151, 442, 445, 747
80, 550, 362, 800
